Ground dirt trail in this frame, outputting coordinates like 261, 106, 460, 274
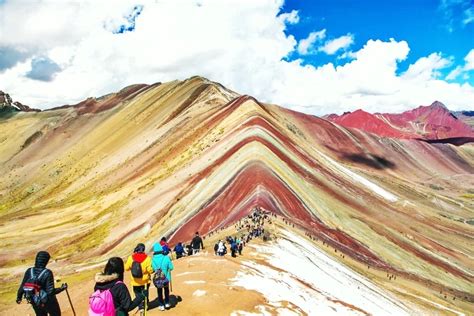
2, 221, 272, 316
3, 249, 268, 316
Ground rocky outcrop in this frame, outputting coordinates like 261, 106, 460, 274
0, 90, 40, 112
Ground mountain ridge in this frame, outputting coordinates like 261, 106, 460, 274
326, 101, 474, 141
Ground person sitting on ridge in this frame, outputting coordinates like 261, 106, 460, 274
16, 251, 67, 316
191, 232, 204, 254
124, 243, 153, 313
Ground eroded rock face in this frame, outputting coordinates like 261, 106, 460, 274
0, 90, 40, 112
0, 90, 14, 108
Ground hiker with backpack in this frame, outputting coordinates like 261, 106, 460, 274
173, 242, 185, 259
191, 231, 204, 254
124, 243, 153, 313
16, 251, 67, 316
90, 257, 144, 316
152, 243, 174, 311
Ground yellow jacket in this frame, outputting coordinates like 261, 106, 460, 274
124, 253, 154, 286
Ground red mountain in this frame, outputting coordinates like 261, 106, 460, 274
327, 101, 474, 141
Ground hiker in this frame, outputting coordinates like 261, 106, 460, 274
230, 239, 238, 257
213, 242, 219, 255
16, 251, 67, 315
238, 240, 243, 255
160, 237, 171, 255
124, 243, 153, 313
173, 242, 185, 259
16, 251, 67, 316
90, 257, 144, 316
152, 244, 174, 311
191, 232, 204, 254
217, 240, 226, 256
186, 243, 193, 256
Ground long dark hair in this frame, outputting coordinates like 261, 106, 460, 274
104, 257, 125, 281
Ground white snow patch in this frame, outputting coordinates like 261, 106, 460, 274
175, 271, 205, 277
183, 280, 206, 284
324, 154, 398, 202
231, 305, 272, 316
192, 289, 207, 297
232, 230, 413, 315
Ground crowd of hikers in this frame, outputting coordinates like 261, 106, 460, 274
16, 207, 274, 316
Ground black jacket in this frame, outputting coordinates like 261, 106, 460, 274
191, 235, 204, 250
17, 252, 64, 302
94, 273, 143, 315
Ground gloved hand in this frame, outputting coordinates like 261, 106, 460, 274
61, 283, 68, 290
16, 298, 21, 304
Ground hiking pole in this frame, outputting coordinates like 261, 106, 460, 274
65, 287, 76, 316
169, 272, 173, 293
144, 291, 148, 316
57, 279, 76, 316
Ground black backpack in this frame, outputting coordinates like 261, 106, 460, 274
131, 260, 143, 278
23, 268, 48, 306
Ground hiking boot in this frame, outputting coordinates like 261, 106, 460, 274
165, 303, 171, 308
159, 305, 165, 311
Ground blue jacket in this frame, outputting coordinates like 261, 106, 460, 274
151, 243, 174, 280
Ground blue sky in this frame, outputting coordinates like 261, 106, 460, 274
0, 0, 473, 113
281, 0, 474, 84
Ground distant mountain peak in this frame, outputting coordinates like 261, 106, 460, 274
0, 91, 40, 113
326, 100, 474, 141
430, 100, 447, 109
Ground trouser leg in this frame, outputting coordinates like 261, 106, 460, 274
32, 305, 47, 316
46, 299, 61, 316
157, 287, 164, 306
164, 285, 170, 305
133, 285, 145, 309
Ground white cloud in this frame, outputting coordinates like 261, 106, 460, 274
446, 66, 463, 80
279, 9, 299, 24
0, 0, 473, 114
297, 29, 326, 55
439, 0, 474, 30
319, 34, 354, 55
445, 49, 474, 80
462, 6, 474, 25
464, 49, 474, 70
403, 53, 452, 81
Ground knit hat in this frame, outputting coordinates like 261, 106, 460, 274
134, 243, 145, 253
35, 251, 50, 268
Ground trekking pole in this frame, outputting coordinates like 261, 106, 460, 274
65, 287, 76, 316
169, 272, 173, 293
143, 289, 148, 316
57, 279, 76, 316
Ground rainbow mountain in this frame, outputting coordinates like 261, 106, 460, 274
0, 77, 473, 314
